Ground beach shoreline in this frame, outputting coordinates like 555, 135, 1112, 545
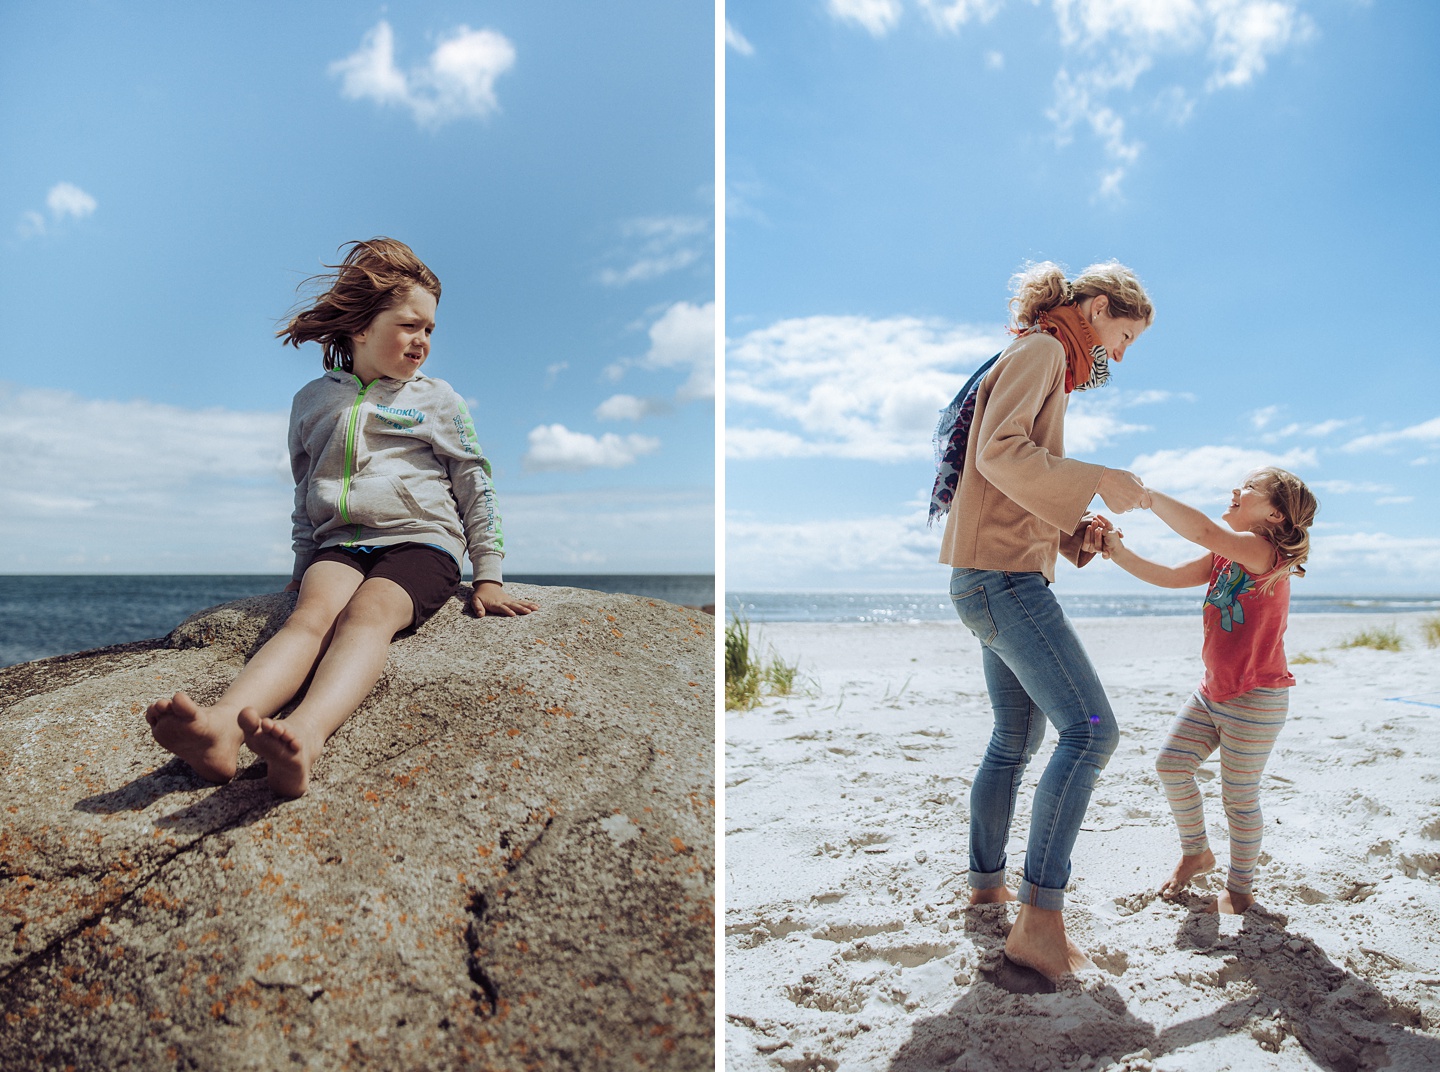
725, 612, 1440, 1071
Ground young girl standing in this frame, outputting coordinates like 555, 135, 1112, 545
146, 238, 537, 798
1102, 467, 1318, 913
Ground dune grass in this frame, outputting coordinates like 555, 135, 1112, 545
1422, 615, 1440, 649
1337, 624, 1404, 652
725, 611, 800, 711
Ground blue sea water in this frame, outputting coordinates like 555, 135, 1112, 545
0, 574, 714, 669
728, 590, 1440, 624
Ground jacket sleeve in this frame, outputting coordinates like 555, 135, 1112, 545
973, 337, 1105, 535
1060, 514, 1097, 569
289, 396, 317, 582
431, 389, 506, 584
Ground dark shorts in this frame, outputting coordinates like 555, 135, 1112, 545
308, 543, 461, 635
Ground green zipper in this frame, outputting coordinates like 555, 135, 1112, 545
338, 375, 373, 544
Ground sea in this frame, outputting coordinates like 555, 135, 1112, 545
729, 590, 1440, 624
0, 574, 714, 669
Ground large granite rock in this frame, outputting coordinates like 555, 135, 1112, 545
0, 584, 714, 1070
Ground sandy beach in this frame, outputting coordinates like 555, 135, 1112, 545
725, 612, 1440, 1071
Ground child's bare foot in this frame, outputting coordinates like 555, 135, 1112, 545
969, 886, 1018, 906
238, 708, 316, 799
145, 691, 244, 783
1209, 888, 1256, 915
1159, 848, 1216, 900
1003, 904, 1093, 980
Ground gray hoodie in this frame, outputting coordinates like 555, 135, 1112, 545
289, 369, 504, 583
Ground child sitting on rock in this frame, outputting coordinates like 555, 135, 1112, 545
147, 238, 536, 797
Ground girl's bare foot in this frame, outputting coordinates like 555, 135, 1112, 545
969, 886, 1018, 906
1003, 904, 1093, 980
1159, 848, 1216, 900
1210, 888, 1256, 915
238, 708, 316, 798
144, 691, 244, 783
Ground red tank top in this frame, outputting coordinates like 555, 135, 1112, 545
1199, 554, 1295, 703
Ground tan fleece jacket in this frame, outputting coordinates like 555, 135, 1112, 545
937, 331, 1105, 582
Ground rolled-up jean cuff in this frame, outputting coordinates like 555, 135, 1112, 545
968, 869, 1006, 891
1017, 879, 1066, 911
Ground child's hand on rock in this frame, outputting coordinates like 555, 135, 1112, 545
471, 581, 539, 618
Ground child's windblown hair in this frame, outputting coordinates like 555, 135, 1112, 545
279, 238, 441, 372
1008, 260, 1155, 330
1254, 466, 1318, 595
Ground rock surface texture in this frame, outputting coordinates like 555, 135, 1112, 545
0, 584, 714, 1071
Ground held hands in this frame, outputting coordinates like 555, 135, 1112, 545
1096, 468, 1153, 514
471, 580, 539, 618
1101, 527, 1126, 559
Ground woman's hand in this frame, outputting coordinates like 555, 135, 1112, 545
1097, 468, 1149, 514
283, 579, 301, 593
471, 581, 539, 618
1081, 514, 1114, 555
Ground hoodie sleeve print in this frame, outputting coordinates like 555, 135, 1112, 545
432, 388, 505, 584
289, 395, 317, 582
973, 337, 1104, 534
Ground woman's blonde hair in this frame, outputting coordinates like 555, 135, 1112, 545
1008, 259, 1155, 330
279, 238, 441, 371
1253, 466, 1319, 595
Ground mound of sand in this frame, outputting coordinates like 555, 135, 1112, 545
726, 612, 1440, 1071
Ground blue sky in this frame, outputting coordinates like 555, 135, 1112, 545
725, 0, 1440, 595
1, 1, 713, 575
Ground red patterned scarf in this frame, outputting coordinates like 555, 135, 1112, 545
1025, 303, 1109, 393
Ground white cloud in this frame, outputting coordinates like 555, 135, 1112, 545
1206, 0, 1312, 90
1308, 479, 1390, 496
1128, 443, 1319, 502
47, 182, 97, 220
599, 216, 710, 287
330, 20, 516, 128
1342, 416, 1440, 453
727, 507, 943, 589
522, 424, 660, 472
726, 20, 756, 55
727, 315, 1006, 461
1048, 0, 1310, 194
828, 0, 904, 37
643, 301, 715, 401
0, 383, 291, 572
501, 487, 712, 573
984, 49, 1005, 69
17, 182, 98, 239
1308, 530, 1440, 582
1063, 394, 1151, 453
919, 0, 1004, 32
1249, 404, 1280, 430
544, 362, 568, 388
595, 394, 669, 421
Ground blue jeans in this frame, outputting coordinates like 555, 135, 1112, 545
949, 568, 1119, 910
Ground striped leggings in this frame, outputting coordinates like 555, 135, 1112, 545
1155, 686, 1289, 894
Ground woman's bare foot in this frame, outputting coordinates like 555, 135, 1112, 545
238, 708, 317, 798
1003, 904, 1093, 980
144, 691, 244, 783
969, 886, 1018, 906
1159, 848, 1216, 900
1209, 888, 1256, 915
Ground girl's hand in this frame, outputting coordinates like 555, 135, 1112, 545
1102, 528, 1125, 559
284, 579, 301, 593
471, 581, 539, 618
1081, 514, 1113, 554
